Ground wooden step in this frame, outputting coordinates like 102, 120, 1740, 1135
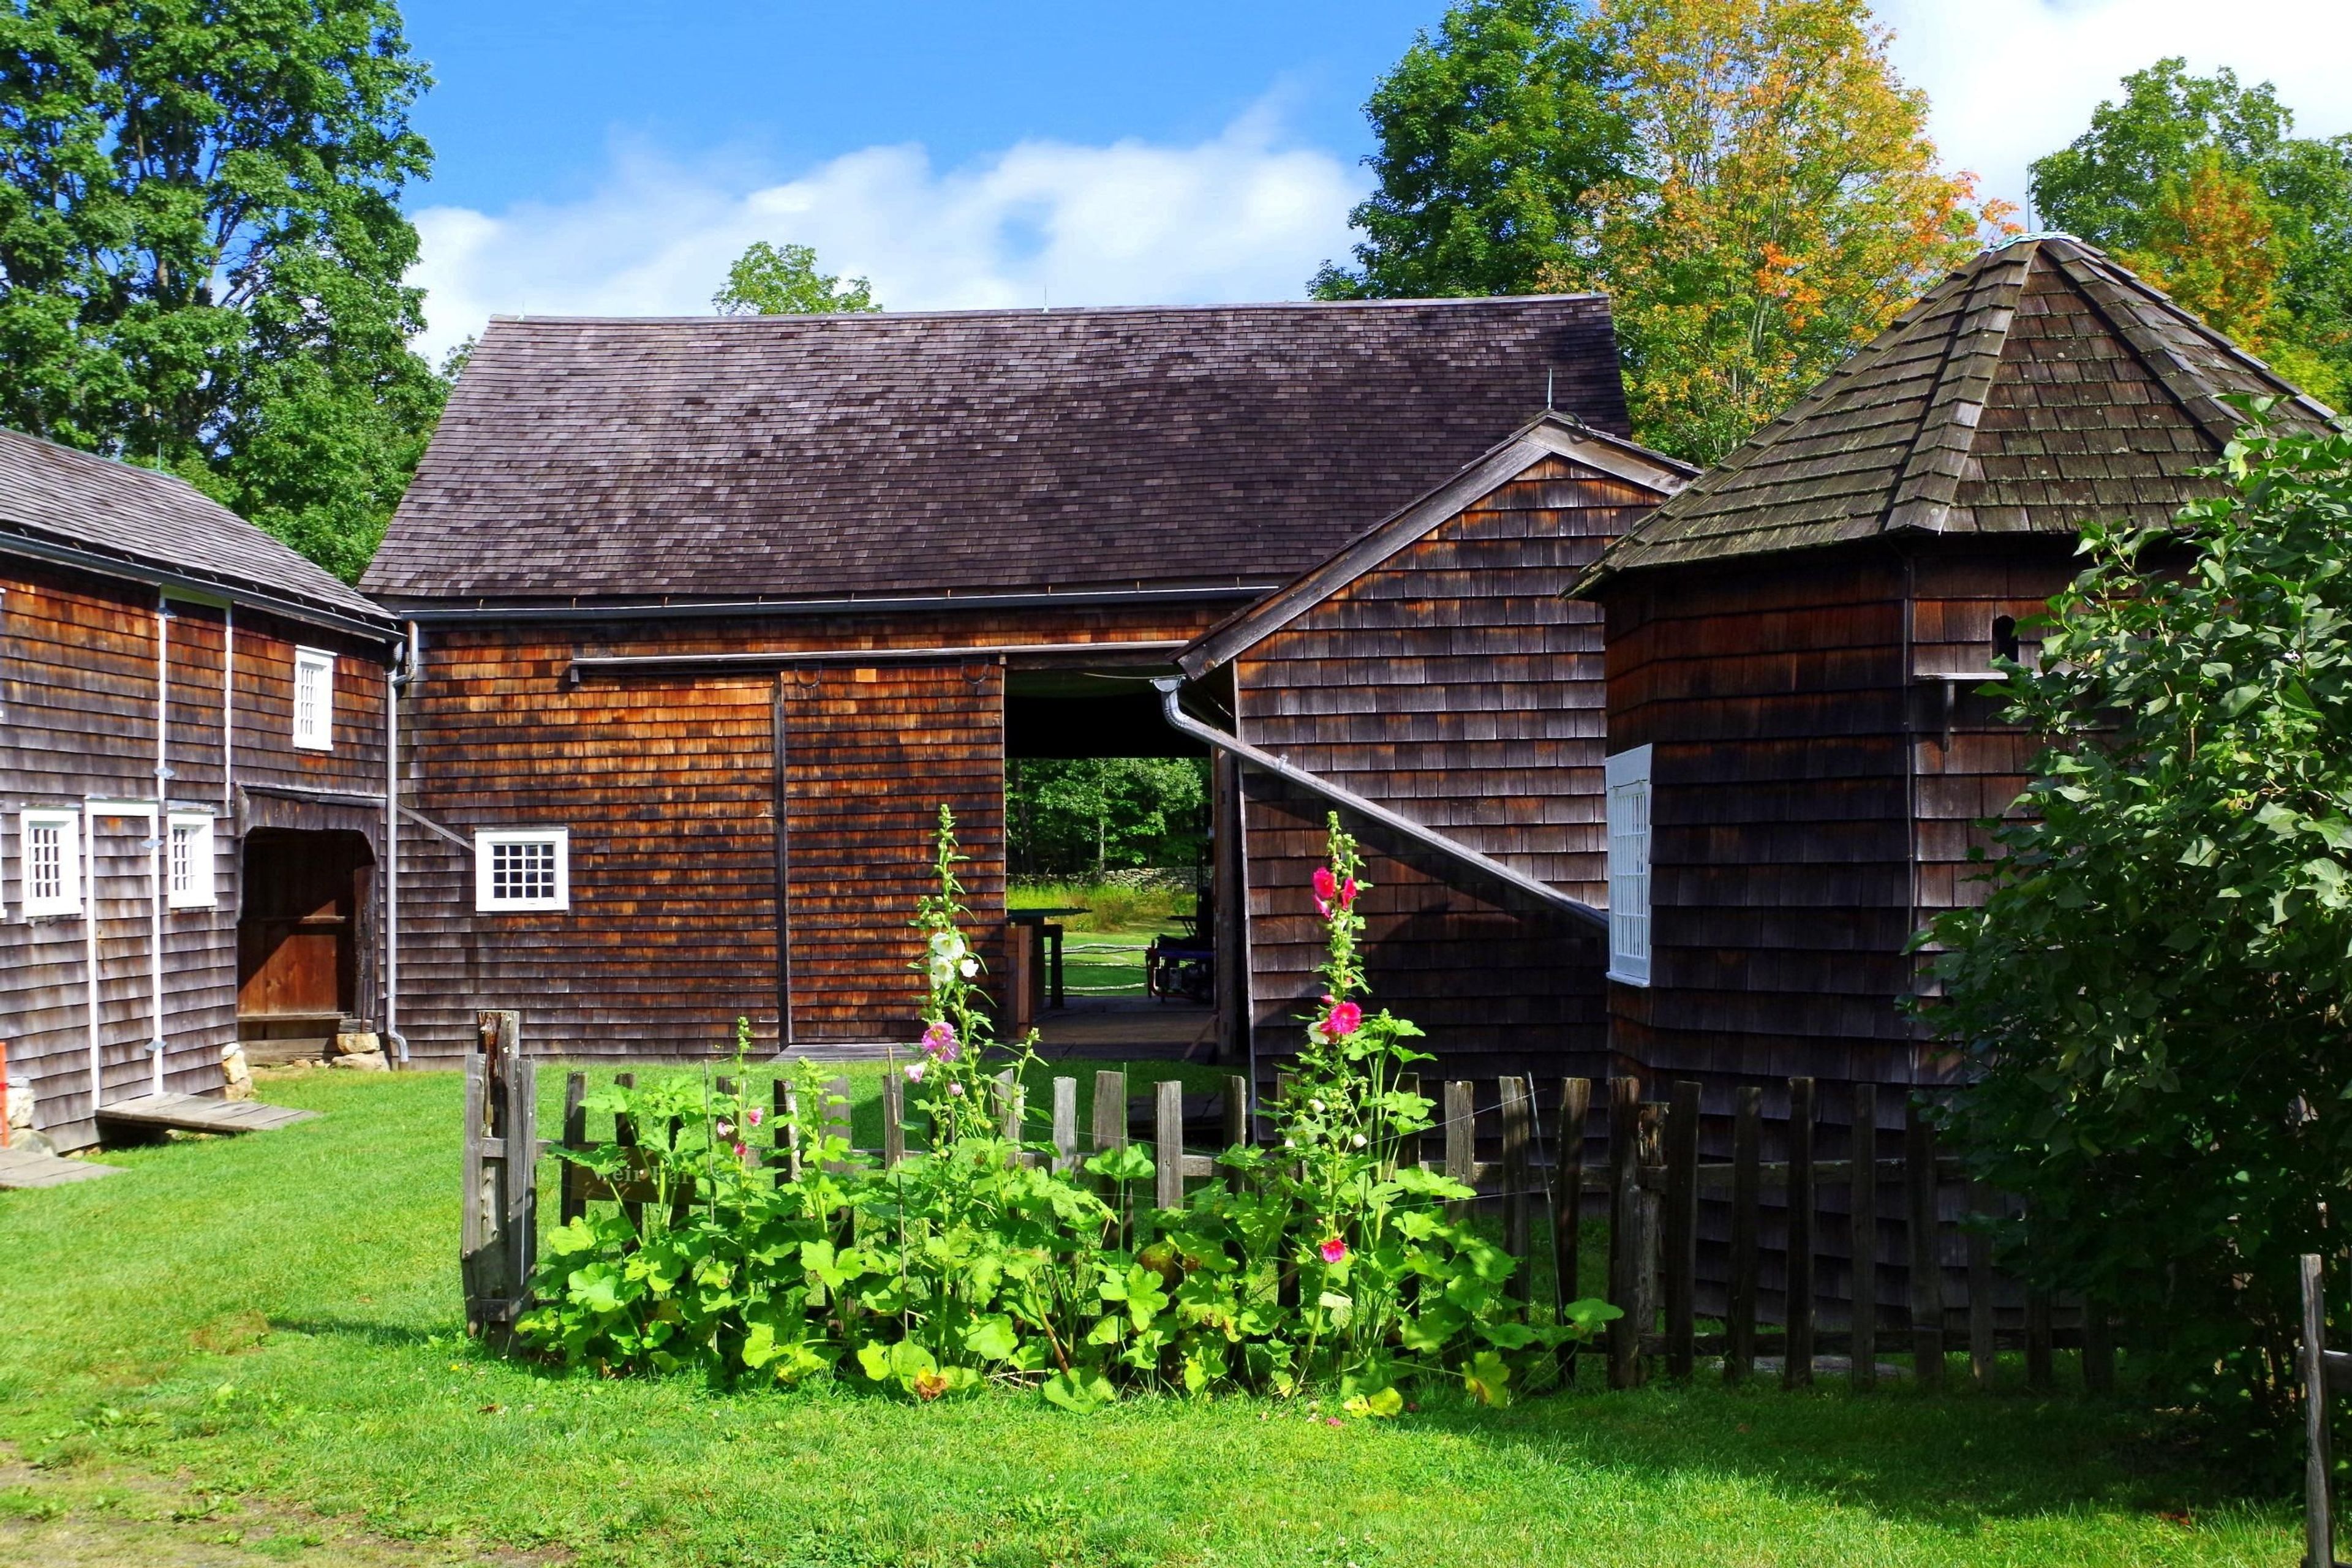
94, 1093, 319, 1136
0, 1145, 124, 1188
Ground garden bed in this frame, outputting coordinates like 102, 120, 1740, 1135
0, 1064, 2300, 1568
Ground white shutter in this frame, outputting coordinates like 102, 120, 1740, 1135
293, 647, 336, 750
1604, 746, 1653, 986
20, 809, 84, 918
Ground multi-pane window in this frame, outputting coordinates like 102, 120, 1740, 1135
20, 809, 83, 918
474, 829, 570, 912
1604, 745, 1653, 987
168, 814, 216, 909
293, 647, 335, 750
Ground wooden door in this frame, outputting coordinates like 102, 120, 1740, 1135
237, 830, 361, 1019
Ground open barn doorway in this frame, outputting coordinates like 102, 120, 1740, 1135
237, 828, 374, 1063
1003, 668, 1229, 1062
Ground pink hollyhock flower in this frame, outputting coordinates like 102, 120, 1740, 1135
921, 1020, 961, 1061
733, 1142, 748, 1160
948, 1081, 966, 1098
715, 1119, 734, 1139
1338, 876, 1359, 907
1319, 1236, 1348, 1264
746, 1106, 763, 1128
904, 1061, 926, 1082
1313, 866, 1338, 902
1322, 1000, 1363, 1038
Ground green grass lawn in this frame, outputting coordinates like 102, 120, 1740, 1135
0, 1066, 2300, 1567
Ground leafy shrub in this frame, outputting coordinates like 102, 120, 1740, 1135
520, 809, 1617, 1406
1922, 413, 2352, 1425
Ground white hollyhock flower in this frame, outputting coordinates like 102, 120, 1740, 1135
959, 957, 979, 978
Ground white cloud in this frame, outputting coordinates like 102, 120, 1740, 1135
409, 108, 1367, 363
1877, 0, 2352, 222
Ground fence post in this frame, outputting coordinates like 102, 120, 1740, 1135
1967, 1179, 1996, 1391
559, 1070, 587, 1225
2303, 1254, 2335, 1568
1092, 1068, 1127, 1241
614, 1072, 644, 1231
1664, 1080, 1700, 1380
1907, 1100, 1945, 1390
1784, 1076, 1815, 1390
1551, 1077, 1591, 1381
1396, 1072, 1423, 1171
461, 1009, 534, 1344
1500, 1076, 1534, 1273
882, 1066, 906, 1168
1850, 1082, 1878, 1390
2026, 1288, 2054, 1393
1607, 1077, 1643, 1390
1052, 1076, 1078, 1174
1726, 1085, 1761, 1385
2082, 1299, 2114, 1394
1443, 1080, 1476, 1225
1224, 1074, 1250, 1187
823, 1076, 852, 1174
1155, 1077, 1184, 1211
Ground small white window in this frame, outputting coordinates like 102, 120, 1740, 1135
475, 828, 570, 912
1605, 745, 1653, 987
168, 814, 217, 909
20, 809, 83, 918
293, 647, 336, 750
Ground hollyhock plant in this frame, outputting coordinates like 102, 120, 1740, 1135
1319, 1236, 1349, 1264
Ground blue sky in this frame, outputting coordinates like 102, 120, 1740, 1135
401, 2, 1434, 216
399, 1, 2352, 362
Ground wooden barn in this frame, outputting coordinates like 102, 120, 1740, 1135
0, 428, 404, 1150
362, 297, 1636, 1064
1571, 234, 2339, 1109
1168, 411, 1691, 1090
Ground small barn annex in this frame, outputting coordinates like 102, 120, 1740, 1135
1169, 411, 1692, 1090
1572, 234, 2339, 1111
363, 296, 1637, 1065
0, 428, 404, 1150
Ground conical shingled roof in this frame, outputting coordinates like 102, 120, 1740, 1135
1575, 235, 2339, 589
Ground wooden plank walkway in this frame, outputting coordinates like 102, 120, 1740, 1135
0, 1146, 124, 1188
94, 1093, 319, 1136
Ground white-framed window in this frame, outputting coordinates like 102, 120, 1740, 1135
475, 828, 570, 913
293, 646, 336, 750
1604, 745, 1653, 987
168, 813, 217, 909
20, 809, 83, 918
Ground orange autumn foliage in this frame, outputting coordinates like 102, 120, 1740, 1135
1544, 0, 2015, 462
2116, 152, 2282, 352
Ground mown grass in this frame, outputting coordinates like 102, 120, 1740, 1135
0, 1067, 2299, 1567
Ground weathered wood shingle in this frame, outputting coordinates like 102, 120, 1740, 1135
364, 297, 1630, 604
0, 426, 388, 624
1578, 236, 2337, 587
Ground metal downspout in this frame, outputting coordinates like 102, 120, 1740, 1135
151, 594, 167, 1095
384, 623, 417, 1065
1152, 678, 1607, 931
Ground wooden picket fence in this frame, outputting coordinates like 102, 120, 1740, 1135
462, 1011, 2118, 1390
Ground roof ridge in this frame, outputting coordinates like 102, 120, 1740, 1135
484, 294, 1613, 329
1883, 244, 2034, 536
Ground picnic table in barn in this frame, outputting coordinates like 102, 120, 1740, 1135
1008, 907, 1082, 1009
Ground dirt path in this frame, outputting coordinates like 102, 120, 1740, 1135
0, 1449, 539, 1568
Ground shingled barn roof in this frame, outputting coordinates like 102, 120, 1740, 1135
1576, 235, 2339, 590
363, 297, 1630, 605
0, 425, 392, 628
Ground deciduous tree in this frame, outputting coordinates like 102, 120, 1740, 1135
1547, 0, 2005, 462
1310, 0, 1629, 300
0, 0, 446, 580
712, 241, 880, 316
2032, 59, 2352, 408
